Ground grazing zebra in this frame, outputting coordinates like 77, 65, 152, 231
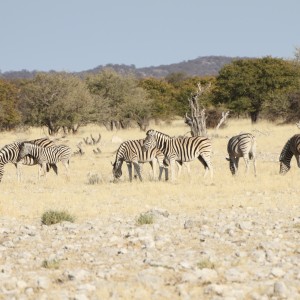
279, 134, 300, 175
0, 138, 58, 182
17, 142, 71, 179
112, 139, 168, 182
226, 133, 257, 176
142, 129, 213, 181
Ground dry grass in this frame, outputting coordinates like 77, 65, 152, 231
1, 119, 300, 221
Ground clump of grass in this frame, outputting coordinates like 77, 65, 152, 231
41, 210, 75, 225
197, 259, 215, 269
42, 259, 60, 269
87, 172, 101, 185
136, 213, 154, 225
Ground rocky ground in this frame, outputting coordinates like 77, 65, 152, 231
1, 206, 300, 300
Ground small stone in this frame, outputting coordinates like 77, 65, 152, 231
271, 267, 285, 278
274, 281, 288, 298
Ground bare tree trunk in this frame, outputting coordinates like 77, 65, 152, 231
184, 82, 211, 137
215, 111, 230, 131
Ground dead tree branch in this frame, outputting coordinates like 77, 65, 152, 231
215, 111, 230, 131
184, 82, 211, 137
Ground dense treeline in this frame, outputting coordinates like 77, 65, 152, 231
1, 54, 300, 134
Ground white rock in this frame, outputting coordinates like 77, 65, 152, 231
271, 267, 285, 278
274, 281, 288, 298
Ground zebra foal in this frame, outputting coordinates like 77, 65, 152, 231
0, 138, 58, 182
279, 134, 300, 175
112, 139, 167, 182
226, 133, 256, 176
142, 129, 213, 181
17, 142, 71, 179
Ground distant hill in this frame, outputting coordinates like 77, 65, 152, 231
1, 56, 245, 79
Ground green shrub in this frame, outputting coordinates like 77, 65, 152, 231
42, 259, 60, 269
197, 259, 215, 269
136, 213, 154, 225
41, 210, 75, 225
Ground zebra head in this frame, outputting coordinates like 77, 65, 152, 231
226, 157, 236, 175
112, 160, 123, 179
142, 129, 157, 152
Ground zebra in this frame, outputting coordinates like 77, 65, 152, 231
279, 134, 300, 175
0, 138, 58, 182
112, 139, 168, 182
17, 142, 71, 179
226, 133, 256, 176
142, 129, 213, 181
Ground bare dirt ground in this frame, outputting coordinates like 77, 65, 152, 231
0, 119, 300, 299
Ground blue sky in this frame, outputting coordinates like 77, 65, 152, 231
0, 0, 299, 72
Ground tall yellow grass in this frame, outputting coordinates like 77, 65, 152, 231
1, 119, 299, 221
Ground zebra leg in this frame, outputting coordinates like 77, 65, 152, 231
126, 162, 133, 181
164, 167, 169, 181
158, 165, 164, 181
170, 159, 176, 181
243, 156, 249, 174
0, 164, 4, 182
39, 163, 47, 179
51, 164, 58, 175
133, 161, 143, 182
198, 156, 213, 178
62, 160, 70, 179
151, 159, 157, 180
253, 156, 257, 176
15, 163, 22, 182
176, 161, 183, 178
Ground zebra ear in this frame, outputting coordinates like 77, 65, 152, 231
225, 157, 230, 161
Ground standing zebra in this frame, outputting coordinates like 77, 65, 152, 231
279, 134, 300, 175
17, 142, 71, 179
0, 138, 58, 182
112, 139, 168, 182
142, 129, 213, 181
226, 133, 257, 176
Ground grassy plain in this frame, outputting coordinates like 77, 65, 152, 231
1, 118, 300, 222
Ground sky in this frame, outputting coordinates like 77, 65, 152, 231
0, 0, 299, 73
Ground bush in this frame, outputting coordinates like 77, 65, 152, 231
136, 213, 154, 225
41, 210, 75, 225
42, 259, 60, 269
197, 259, 215, 269
87, 172, 101, 185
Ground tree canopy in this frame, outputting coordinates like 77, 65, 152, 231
213, 57, 300, 122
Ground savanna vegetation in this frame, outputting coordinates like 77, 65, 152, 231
1, 50, 300, 136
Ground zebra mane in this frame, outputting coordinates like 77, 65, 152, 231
146, 129, 171, 139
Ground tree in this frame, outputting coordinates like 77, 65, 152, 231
138, 77, 176, 121
20, 73, 93, 135
0, 79, 21, 130
213, 57, 299, 123
87, 69, 153, 130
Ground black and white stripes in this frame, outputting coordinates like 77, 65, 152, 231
0, 138, 58, 182
112, 139, 167, 181
143, 129, 213, 181
17, 142, 71, 179
226, 133, 256, 176
279, 134, 300, 175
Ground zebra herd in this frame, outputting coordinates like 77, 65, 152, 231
112, 130, 300, 181
0, 138, 71, 182
0, 130, 300, 183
